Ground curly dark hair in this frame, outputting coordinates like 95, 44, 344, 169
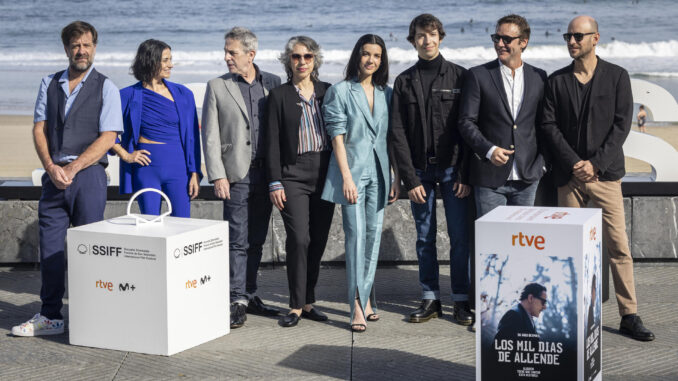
344, 34, 389, 88
131, 39, 171, 83
407, 14, 446, 44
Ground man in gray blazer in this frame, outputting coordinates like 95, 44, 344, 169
202, 27, 282, 329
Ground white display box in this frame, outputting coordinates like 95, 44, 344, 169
67, 215, 229, 356
476, 206, 602, 381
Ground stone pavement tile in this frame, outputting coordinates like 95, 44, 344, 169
351, 267, 475, 381
1, 263, 677, 380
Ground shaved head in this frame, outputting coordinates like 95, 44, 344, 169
569, 15, 599, 33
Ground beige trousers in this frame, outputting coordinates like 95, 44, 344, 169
558, 177, 637, 316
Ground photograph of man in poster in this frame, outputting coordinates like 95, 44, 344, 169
494, 282, 547, 341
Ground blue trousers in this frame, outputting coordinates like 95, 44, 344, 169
410, 165, 470, 302
39, 164, 107, 320
132, 142, 190, 218
223, 168, 273, 304
474, 180, 539, 217
342, 153, 384, 320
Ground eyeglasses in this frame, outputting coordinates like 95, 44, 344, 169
291, 53, 314, 62
562, 32, 596, 42
535, 296, 548, 306
491, 34, 520, 45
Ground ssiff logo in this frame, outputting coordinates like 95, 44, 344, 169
174, 241, 203, 259
77, 244, 88, 255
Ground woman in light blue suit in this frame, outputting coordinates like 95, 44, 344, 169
321, 34, 398, 332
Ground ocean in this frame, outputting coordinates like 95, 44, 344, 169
1, 0, 677, 114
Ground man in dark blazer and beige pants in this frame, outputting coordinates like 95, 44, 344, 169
541, 15, 654, 341
459, 14, 547, 217
202, 27, 281, 329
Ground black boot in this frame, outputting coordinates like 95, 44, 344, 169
409, 299, 442, 323
453, 301, 473, 326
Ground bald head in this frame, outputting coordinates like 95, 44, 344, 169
566, 15, 600, 60
569, 15, 598, 33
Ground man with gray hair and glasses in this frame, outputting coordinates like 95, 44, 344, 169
201, 27, 282, 329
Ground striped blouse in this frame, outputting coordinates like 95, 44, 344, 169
295, 85, 329, 154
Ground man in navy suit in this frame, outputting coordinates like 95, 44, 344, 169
459, 14, 546, 217
494, 283, 547, 341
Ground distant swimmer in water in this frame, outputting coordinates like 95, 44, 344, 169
637, 105, 647, 133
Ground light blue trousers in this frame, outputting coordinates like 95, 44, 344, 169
342, 153, 385, 320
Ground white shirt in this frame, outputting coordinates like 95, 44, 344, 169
486, 59, 524, 181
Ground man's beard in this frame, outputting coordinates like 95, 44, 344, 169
69, 56, 92, 73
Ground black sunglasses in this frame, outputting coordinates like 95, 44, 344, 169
491, 34, 520, 45
535, 296, 548, 306
291, 53, 314, 61
562, 32, 596, 42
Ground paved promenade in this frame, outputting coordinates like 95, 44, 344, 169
0, 263, 676, 380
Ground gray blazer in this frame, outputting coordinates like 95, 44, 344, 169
201, 70, 281, 183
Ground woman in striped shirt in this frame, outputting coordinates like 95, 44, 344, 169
264, 36, 335, 328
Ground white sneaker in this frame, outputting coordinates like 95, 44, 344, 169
11, 313, 64, 336
471, 321, 477, 332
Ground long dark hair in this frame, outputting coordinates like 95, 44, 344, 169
131, 39, 171, 83
344, 34, 389, 87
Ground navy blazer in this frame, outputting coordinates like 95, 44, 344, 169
118, 80, 202, 194
320, 80, 392, 206
494, 303, 538, 340
458, 60, 547, 188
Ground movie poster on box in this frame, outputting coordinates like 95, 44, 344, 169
584, 233, 602, 381
479, 253, 577, 381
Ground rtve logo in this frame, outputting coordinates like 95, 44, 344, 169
77, 244, 121, 257
95, 279, 136, 292
511, 232, 545, 250
185, 275, 212, 289
174, 241, 203, 259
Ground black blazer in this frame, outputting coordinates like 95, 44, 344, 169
541, 57, 633, 187
494, 303, 537, 340
264, 80, 331, 183
458, 60, 547, 188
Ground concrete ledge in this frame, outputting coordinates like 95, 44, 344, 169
1, 197, 676, 263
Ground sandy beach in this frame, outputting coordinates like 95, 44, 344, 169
1, 115, 677, 180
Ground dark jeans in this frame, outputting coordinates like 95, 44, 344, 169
410, 165, 470, 302
39, 164, 107, 320
280, 151, 335, 309
474, 180, 539, 217
223, 167, 273, 304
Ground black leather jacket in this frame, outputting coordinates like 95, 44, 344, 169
388, 57, 470, 190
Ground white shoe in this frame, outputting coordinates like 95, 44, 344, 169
471, 321, 477, 332
11, 313, 64, 337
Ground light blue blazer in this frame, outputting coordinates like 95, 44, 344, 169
321, 79, 392, 207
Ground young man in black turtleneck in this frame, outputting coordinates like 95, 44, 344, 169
389, 13, 472, 326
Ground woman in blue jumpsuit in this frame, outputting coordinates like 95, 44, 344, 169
112, 39, 201, 217
321, 34, 398, 332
